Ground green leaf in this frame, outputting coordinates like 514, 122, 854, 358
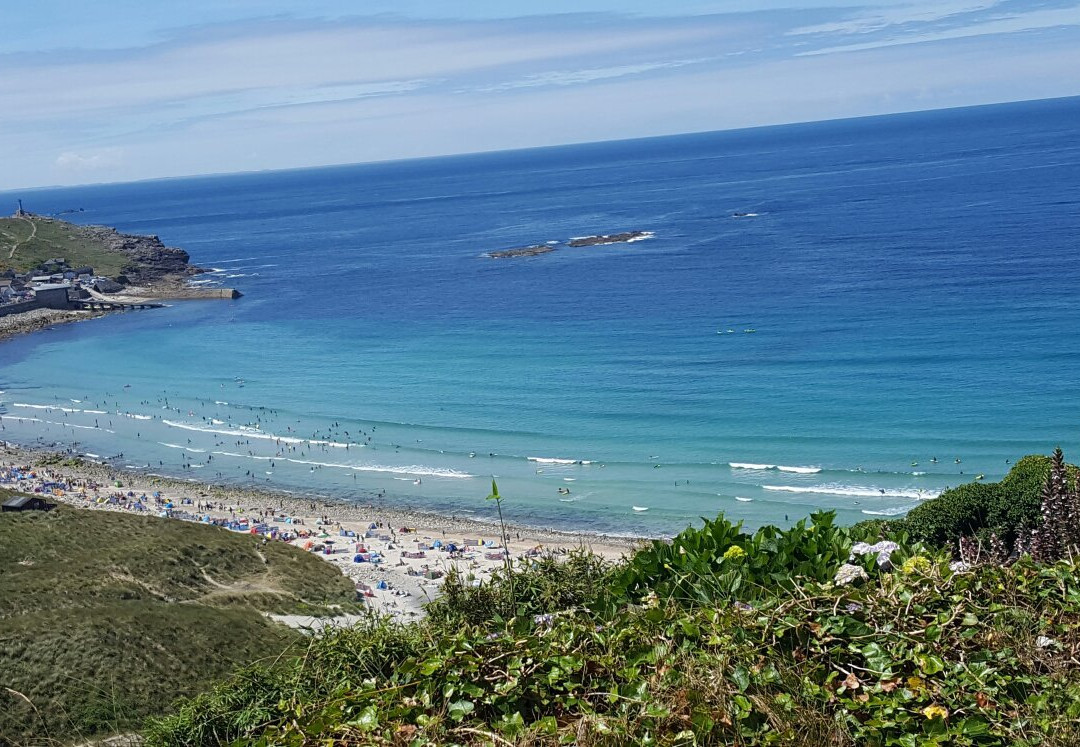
448, 699, 475, 722
348, 705, 378, 731
732, 665, 751, 693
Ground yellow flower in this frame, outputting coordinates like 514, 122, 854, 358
922, 704, 948, 720
723, 545, 747, 561
901, 555, 932, 575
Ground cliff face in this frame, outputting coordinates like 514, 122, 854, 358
78, 223, 197, 283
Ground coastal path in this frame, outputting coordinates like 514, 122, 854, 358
4, 215, 37, 260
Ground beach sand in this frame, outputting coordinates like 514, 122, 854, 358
1, 443, 641, 622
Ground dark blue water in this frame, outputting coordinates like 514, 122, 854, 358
3, 97, 1079, 535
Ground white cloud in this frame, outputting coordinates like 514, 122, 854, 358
55, 148, 124, 172
0, 9, 1077, 190
472, 58, 713, 92
789, 1, 1001, 36
798, 5, 1080, 55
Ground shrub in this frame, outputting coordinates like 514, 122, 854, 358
898, 454, 1078, 553
604, 511, 888, 607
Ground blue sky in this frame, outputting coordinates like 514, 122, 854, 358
2, 1, 1078, 190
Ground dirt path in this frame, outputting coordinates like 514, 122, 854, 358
6, 216, 36, 259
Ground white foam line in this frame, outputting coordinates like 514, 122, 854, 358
528, 456, 592, 465
207, 449, 473, 478
15, 403, 82, 413
158, 442, 207, 454
163, 419, 353, 449
730, 462, 822, 474
763, 485, 937, 500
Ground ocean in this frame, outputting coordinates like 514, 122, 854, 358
2, 97, 1079, 536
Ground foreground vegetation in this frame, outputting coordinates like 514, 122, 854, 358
147, 452, 1080, 746
0, 505, 359, 743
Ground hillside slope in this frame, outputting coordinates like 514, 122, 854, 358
0, 503, 358, 744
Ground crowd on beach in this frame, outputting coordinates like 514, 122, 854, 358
1, 444, 634, 622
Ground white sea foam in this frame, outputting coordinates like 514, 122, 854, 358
763, 485, 937, 500
207, 449, 473, 478
163, 419, 345, 448
15, 403, 81, 413
214, 401, 229, 405
83, 410, 107, 415
528, 456, 592, 465
730, 462, 822, 474
735, 497, 753, 502
83, 453, 100, 458
124, 413, 152, 420
158, 442, 206, 454
860, 507, 911, 516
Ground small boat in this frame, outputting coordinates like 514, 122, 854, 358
632, 506, 649, 512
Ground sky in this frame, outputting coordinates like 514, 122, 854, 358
2, 0, 1079, 190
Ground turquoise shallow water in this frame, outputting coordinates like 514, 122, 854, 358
2, 97, 1080, 535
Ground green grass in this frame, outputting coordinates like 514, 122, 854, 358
0, 216, 131, 277
0, 504, 361, 743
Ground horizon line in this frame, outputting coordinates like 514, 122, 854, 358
4, 93, 1077, 196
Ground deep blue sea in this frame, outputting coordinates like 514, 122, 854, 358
2, 97, 1079, 536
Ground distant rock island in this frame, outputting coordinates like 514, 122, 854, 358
568, 231, 653, 247
486, 244, 557, 259
486, 230, 653, 258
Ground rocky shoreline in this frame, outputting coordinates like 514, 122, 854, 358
0, 307, 107, 343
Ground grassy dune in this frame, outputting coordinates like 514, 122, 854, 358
0, 503, 359, 744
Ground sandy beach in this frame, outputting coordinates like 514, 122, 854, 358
1, 442, 641, 622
